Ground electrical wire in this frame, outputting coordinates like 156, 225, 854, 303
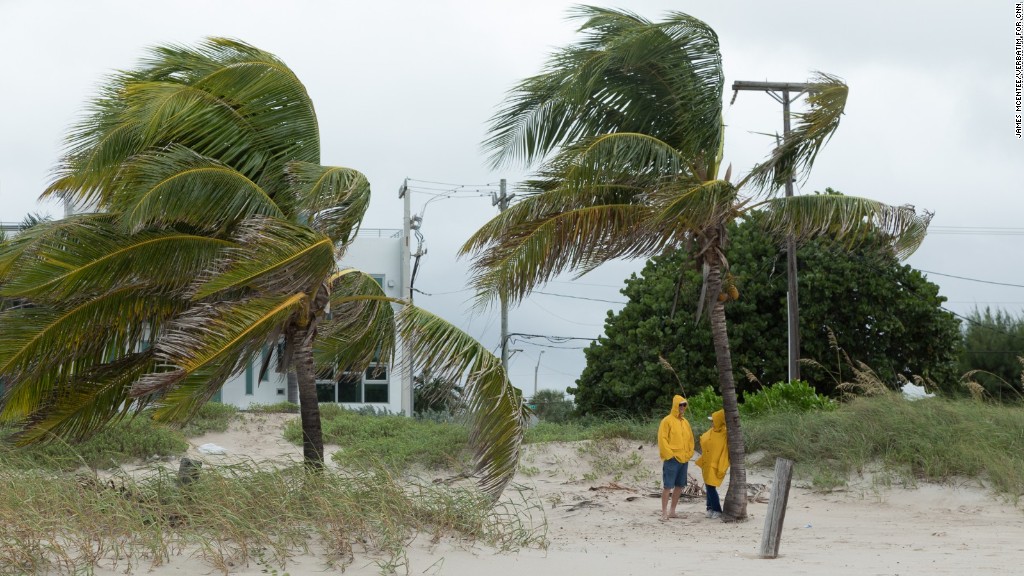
918, 270, 1024, 289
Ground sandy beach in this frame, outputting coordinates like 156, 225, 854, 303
91, 413, 1024, 576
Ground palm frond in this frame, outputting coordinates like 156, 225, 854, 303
286, 162, 371, 247
192, 216, 336, 299
466, 203, 670, 307
484, 7, 723, 168
753, 194, 932, 260
0, 288, 181, 400
113, 145, 284, 233
133, 294, 307, 420
740, 73, 849, 194
10, 351, 156, 445
314, 270, 398, 377
0, 213, 113, 283
0, 218, 231, 301
462, 131, 687, 262
44, 37, 319, 213
654, 178, 738, 232
396, 306, 524, 499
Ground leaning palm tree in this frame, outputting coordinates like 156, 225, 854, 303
462, 7, 930, 518
0, 39, 522, 498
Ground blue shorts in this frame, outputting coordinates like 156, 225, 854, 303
662, 458, 688, 489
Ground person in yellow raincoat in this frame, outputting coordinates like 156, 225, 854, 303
657, 394, 694, 521
695, 409, 729, 519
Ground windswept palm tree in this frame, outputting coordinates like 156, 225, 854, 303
0, 39, 523, 498
462, 7, 930, 518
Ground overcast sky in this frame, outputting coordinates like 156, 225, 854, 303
1, 1, 1020, 396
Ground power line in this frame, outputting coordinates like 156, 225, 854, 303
526, 298, 606, 327
929, 226, 1024, 236
919, 269, 1024, 289
533, 291, 627, 304
407, 178, 500, 188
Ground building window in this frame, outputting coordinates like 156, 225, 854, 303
245, 362, 254, 396
316, 381, 336, 403
260, 345, 271, 381
313, 366, 388, 404
337, 372, 361, 402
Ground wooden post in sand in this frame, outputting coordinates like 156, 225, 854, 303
759, 457, 794, 559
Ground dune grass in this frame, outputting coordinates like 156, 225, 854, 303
744, 394, 1024, 495
283, 404, 472, 471
0, 460, 545, 575
2, 394, 1022, 573
0, 403, 239, 471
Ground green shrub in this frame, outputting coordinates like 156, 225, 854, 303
740, 380, 836, 417
685, 385, 722, 422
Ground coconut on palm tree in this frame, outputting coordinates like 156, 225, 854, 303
0, 38, 523, 499
461, 7, 930, 519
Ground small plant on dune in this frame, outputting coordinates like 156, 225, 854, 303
247, 401, 301, 414
181, 402, 238, 436
740, 380, 836, 417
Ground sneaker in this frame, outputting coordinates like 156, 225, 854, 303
710, 511, 722, 519
704, 510, 713, 519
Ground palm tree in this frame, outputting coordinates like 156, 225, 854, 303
0, 39, 523, 498
461, 7, 930, 518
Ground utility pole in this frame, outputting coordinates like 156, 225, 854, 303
533, 350, 544, 402
730, 80, 812, 383
491, 178, 514, 374
399, 178, 414, 416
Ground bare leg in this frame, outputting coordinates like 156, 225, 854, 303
661, 488, 672, 520
668, 486, 683, 518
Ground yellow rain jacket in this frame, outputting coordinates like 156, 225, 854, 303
658, 394, 694, 463
696, 409, 730, 487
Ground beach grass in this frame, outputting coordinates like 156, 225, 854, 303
1, 394, 1022, 573
743, 394, 1024, 495
0, 460, 545, 575
283, 404, 472, 471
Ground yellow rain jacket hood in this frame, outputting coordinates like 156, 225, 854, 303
696, 409, 730, 487
658, 394, 694, 463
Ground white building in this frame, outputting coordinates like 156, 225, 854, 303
216, 228, 409, 414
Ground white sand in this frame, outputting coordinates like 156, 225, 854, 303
93, 414, 1024, 575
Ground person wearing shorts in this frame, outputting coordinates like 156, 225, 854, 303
658, 394, 694, 521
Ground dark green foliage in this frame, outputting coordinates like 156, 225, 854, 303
958, 308, 1024, 402
531, 389, 574, 423
570, 199, 961, 415
738, 380, 836, 417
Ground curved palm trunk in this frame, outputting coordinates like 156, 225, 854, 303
706, 258, 748, 521
290, 329, 325, 469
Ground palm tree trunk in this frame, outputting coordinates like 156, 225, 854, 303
706, 258, 748, 521
290, 329, 325, 469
